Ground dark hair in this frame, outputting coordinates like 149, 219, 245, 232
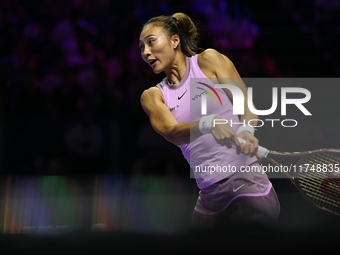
143, 13, 199, 57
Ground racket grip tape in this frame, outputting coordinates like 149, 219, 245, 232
237, 137, 269, 158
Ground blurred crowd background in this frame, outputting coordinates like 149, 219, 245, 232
0, 0, 339, 175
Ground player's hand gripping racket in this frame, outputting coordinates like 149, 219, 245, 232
238, 137, 340, 216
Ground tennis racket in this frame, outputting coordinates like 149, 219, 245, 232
238, 137, 340, 216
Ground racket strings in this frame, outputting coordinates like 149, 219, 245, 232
297, 152, 340, 214
299, 180, 340, 207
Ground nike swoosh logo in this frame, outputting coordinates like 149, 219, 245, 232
178, 90, 187, 100
233, 184, 245, 192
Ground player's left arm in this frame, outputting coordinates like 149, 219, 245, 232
198, 49, 260, 158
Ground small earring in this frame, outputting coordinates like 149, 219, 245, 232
174, 46, 176, 49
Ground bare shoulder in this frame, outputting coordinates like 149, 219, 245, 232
140, 86, 164, 107
197, 48, 221, 67
197, 49, 236, 75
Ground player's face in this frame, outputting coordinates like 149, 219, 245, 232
139, 24, 175, 74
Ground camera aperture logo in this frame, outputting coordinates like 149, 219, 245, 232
200, 84, 312, 128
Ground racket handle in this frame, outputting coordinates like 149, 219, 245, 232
237, 137, 269, 158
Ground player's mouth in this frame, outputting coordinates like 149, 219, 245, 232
148, 59, 157, 68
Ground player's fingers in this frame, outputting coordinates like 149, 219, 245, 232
250, 140, 259, 157
255, 151, 262, 162
225, 137, 232, 149
238, 139, 247, 155
211, 130, 224, 146
216, 136, 232, 149
242, 140, 251, 155
249, 143, 258, 157
231, 136, 240, 154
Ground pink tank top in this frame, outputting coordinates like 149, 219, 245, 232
156, 54, 256, 189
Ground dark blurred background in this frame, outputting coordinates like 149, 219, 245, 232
0, 0, 340, 249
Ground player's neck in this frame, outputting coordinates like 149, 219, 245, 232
165, 54, 187, 85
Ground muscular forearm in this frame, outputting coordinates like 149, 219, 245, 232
164, 109, 257, 146
162, 120, 202, 145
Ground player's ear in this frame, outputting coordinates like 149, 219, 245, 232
171, 34, 180, 49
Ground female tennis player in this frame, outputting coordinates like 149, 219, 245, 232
139, 13, 280, 228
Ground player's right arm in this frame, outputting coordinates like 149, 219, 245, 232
140, 87, 202, 146
141, 87, 242, 155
